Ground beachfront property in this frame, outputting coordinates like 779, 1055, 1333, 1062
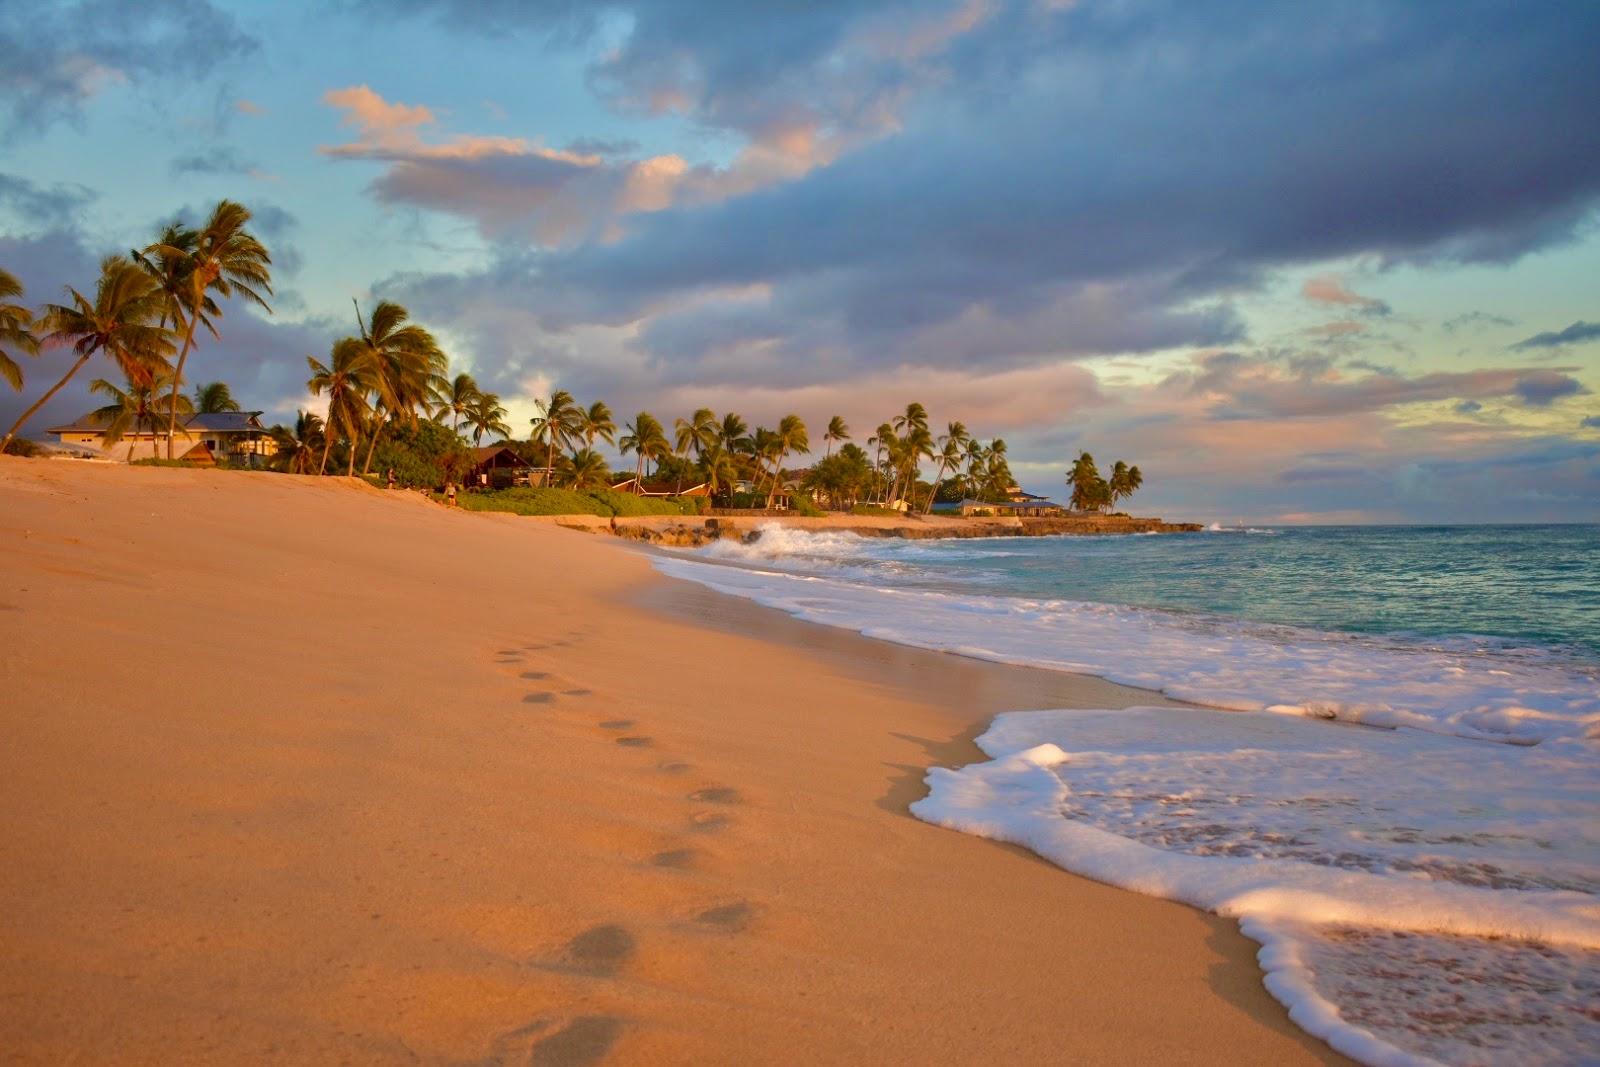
466, 445, 532, 488
47, 411, 278, 466
610, 476, 711, 497
941, 497, 1067, 517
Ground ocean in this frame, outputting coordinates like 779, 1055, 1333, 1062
652, 524, 1600, 1067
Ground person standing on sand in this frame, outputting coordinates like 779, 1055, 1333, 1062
386, 467, 396, 490
446, 482, 457, 506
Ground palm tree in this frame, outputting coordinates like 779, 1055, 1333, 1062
306, 337, 375, 476
823, 415, 850, 457
619, 411, 667, 492
765, 413, 810, 506
0, 266, 37, 393
924, 422, 970, 514
141, 200, 272, 459
565, 448, 610, 489
718, 412, 750, 453
464, 390, 510, 445
700, 439, 740, 503
89, 372, 190, 454
440, 372, 480, 434
348, 299, 446, 476
1068, 451, 1105, 511
192, 381, 240, 414
2, 257, 176, 452
530, 389, 583, 481
1108, 461, 1143, 509
578, 400, 616, 451
270, 411, 325, 474
673, 407, 719, 492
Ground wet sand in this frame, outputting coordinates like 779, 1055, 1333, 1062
0, 458, 1347, 1064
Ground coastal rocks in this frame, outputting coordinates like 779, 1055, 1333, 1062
591, 513, 1201, 545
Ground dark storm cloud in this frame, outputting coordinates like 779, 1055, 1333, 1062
1511, 321, 1600, 351
377, 1, 1600, 382
0, 0, 256, 138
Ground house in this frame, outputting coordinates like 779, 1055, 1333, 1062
944, 498, 1066, 517
609, 477, 711, 498
47, 410, 278, 466
466, 445, 530, 488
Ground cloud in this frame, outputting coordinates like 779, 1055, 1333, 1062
1455, 399, 1483, 414
234, 98, 265, 116
1581, 416, 1600, 430
1513, 369, 1585, 406
0, 0, 256, 137
0, 172, 95, 229
1302, 276, 1391, 316
1511, 320, 1600, 350
1443, 310, 1515, 334
169, 146, 262, 177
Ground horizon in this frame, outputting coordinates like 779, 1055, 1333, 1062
2, 1, 1598, 524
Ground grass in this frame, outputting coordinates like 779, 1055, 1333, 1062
446, 486, 698, 518
851, 504, 903, 517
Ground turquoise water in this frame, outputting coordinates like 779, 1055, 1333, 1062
713, 525, 1600, 660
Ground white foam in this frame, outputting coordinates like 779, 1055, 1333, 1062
651, 553, 1600, 749
910, 707, 1600, 1066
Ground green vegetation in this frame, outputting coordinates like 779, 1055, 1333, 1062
789, 492, 825, 517
448, 486, 698, 518
850, 504, 901, 517
1067, 453, 1143, 512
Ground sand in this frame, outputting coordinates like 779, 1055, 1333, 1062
0, 458, 1348, 1065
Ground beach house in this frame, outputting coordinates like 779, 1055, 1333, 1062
48, 411, 278, 466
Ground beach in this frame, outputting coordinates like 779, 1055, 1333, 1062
0, 458, 1344, 1065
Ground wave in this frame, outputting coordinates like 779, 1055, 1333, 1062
912, 708, 1600, 1066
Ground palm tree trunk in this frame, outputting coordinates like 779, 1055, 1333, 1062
2, 350, 95, 453
361, 413, 386, 476
165, 312, 200, 460
318, 417, 336, 475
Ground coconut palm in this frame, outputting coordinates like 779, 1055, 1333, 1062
565, 448, 610, 489
619, 411, 667, 491
0, 266, 37, 392
700, 439, 740, 503
924, 423, 971, 513
672, 407, 719, 492
1068, 451, 1105, 511
141, 200, 272, 459
1108, 461, 1143, 508
347, 299, 446, 476
439, 372, 480, 433
823, 415, 850, 457
306, 337, 375, 476
764, 413, 810, 507
464, 390, 510, 445
577, 400, 616, 451
2, 257, 176, 452
718, 412, 750, 453
192, 381, 240, 414
89, 372, 190, 453
271, 411, 325, 474
530, 389, 583, 480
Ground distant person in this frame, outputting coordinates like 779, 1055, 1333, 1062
445, 482, 457, 507
386, 467, 396, 490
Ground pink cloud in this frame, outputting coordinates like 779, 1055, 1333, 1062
1301, 274, 1389, 313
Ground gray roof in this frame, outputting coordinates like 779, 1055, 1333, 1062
48, 410, 267, 434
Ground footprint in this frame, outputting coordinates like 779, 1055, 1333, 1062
523, 643, 548, 651
496, 649, 523, 659
523, 692, 555, 705
695, 902, 753, 932
520, 670, 550, 680
556, 924, 635, 977
651, 848, 698, 870
615, 736, 653, 748
530, 1016, 624, 1066
598, 720, 635, 730
563, 688, 593, 697
689, 812, 731, 833
687, 787, 740, 805
657, 761, 692, 775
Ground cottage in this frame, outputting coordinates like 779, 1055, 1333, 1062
467, 445, 531, 488
48, 411, 278, 466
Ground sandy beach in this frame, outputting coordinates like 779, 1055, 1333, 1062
0, 459, 1346, 1065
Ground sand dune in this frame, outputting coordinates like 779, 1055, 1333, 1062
0, 458, 1345, 1064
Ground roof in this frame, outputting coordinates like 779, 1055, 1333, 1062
471, 444, 527, 465
47, 410, 266, 434
953, 498, 1064, 510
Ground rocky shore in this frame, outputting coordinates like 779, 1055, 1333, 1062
549, 512, 1203, 547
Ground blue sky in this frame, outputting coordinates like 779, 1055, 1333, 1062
2, 0, 1597, 522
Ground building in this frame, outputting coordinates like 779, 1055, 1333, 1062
47, 411, 278, 466
941, 498, 1067, 517
466, 445, 531, 488
609, 477, 711, 497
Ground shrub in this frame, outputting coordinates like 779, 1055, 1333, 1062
851, 504, 902, 517
588, 487, 695, 516
452, 488, 612, 516
2, 438, 40, 457
789, 492, 825, 517
370, 420, 473, 489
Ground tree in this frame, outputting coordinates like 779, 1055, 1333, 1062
141, 200, 272, 459
89, 372, 190, 451
192, 381, 240, 414
619, 411, 667, 491
0, 266, 37, 392
1068, 451, 1109, 511
579, 400, 616, 450
350, 299, 446, 476
440, 372, 480, 433
673, 407, 719, 493
1108, 461, 1143, 509
3, 257, 176, 452
306, 337, 375, 476
823, 415, 850, 457
530, 389, 583, 479
803, 443, 872, 510
764, 414, 810, 506
464, 390, 510, 445
922, 421, 970, 513
565, 448, 611, 489
270, 411, 325, 474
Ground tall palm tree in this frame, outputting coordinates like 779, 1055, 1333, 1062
439, 372, 480, 434
1068, 451, 1102, 511
1108, 461, 1143, 508
2, 257, 175, 452
0, 266, 37, 393
869, 421, 895, 502
306, 337, 375, 476
673, 407, 719, 492
565, 448, 610, 489
619, 411, 667, 492
700, 439, 740, 503
89, 372, 190, 453
924, 422, 970, 514
141, 201, 272, 459
270, 411, 325, 474
765, 413, 810, 506
823, 415, 850, 457
718, 412, 750, 453
578, 400, 616, 450
192, 381, 240, 414
348, 299, 446, 476
530, 389, 583, 480
464, 390, 510, 445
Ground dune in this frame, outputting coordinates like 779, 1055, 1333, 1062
0, 458, 1346, 1065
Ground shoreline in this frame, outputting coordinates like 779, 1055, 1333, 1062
0, 458, 1344, 1064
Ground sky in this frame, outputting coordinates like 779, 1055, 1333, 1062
1, 0, 1597, 523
